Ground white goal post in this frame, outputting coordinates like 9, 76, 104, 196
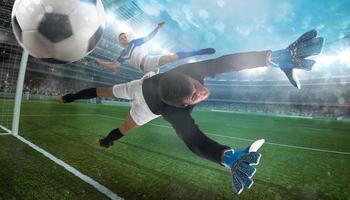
10, 50, 28, 135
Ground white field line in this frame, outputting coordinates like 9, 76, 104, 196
12, 134, 123, 200
210, 109, 313, 119
19, 113, 350, 155
0, 124, 11, 133
97, 114, 350, 155
204, 132, 350, 155
0, 133, 11, 136
19, 113, 97, 117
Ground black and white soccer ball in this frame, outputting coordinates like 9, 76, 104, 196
11, 0, 106, 63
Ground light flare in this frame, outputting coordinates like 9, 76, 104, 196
314, 48, 350, 68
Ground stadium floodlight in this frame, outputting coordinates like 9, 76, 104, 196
314, 47, 350, 69
106, 12, 134, 34
147, 43, 171, 54
161, 48, 171, 54
314, 54, 337, 66
106, 12, 116, 24
338, 48, 350, 65
117, 21, 133, 34
187, 58, 198, 63
242, 67, 268, 76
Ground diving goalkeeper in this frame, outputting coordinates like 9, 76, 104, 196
61, 30, 324, 194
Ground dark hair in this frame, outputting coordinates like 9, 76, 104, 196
159, 72, 193, 107
118, 32, 126, 38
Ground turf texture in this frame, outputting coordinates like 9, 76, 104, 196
0, 100, 349, 200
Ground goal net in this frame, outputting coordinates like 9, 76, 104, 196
0, 0, 23, 135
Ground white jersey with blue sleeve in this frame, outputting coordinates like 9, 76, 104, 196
117, 39, 146, 70
116, 28, 160, 72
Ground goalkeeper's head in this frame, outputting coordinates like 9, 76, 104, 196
159, 71, 209, 108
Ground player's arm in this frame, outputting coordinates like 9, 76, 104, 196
95, 59, 121, 70
162, 108, 230, 164
163, 108, 264, 194
133, 21, 165, 46
171, 51, 271, 78
95, 51, 125, 69
173, 30, 323, 89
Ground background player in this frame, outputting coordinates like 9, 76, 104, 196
95, 21, 216, 73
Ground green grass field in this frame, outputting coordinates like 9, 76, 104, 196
1, 100, 350, 200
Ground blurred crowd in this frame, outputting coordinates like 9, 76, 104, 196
1, 72, 349, 118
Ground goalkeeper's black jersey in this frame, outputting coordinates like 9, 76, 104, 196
142, 51, 270, 164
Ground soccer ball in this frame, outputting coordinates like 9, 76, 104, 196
11, 0, 106, 63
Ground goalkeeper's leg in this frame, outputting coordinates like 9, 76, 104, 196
97, 113, 140, 148
61, 87, 114, 103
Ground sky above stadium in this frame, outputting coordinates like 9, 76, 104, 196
134, 0, 350, 51
107, 0, 350, 80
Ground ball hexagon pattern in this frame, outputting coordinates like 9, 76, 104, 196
11, 0, 106, 63
38, 13, 73, 43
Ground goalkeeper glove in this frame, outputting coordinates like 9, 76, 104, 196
222, 139, 265, 194
269, 29, 324, 89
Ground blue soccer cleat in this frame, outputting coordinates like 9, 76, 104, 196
176, 48, 216, 59
269, 30, 324, 89
222, 139, 265, 194
197, 48, 216, 55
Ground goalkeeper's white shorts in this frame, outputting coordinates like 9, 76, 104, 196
112, 72, 160, 126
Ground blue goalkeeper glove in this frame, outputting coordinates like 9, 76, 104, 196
222, 139, 265, 194
269, 29, 324, 89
